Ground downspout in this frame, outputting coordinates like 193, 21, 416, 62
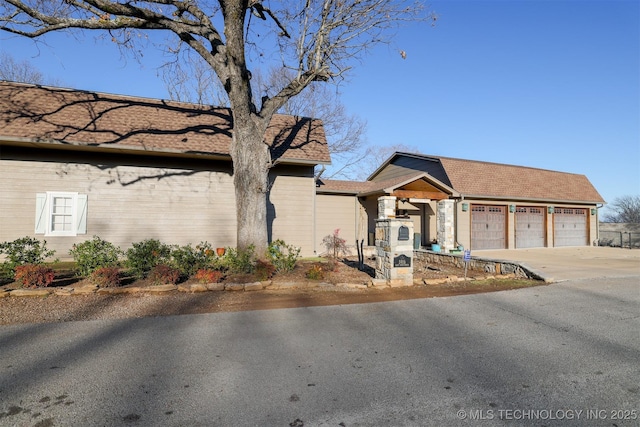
455, 195, 465, 249
313, 181, 317, 255
354, 195, 358, 249
595, 203, 603, 245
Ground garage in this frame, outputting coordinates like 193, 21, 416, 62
471, 205, 506, 250
554, 208, 587, 246
515, 206, 546, 248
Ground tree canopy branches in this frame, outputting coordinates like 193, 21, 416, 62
0, 0, 431, 251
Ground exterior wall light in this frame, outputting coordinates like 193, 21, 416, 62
591, 208, 596, 215
548, 206, 554, 214
509, 205, 516, 213
461, 203, 469, 212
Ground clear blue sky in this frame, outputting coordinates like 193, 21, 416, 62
1, 0, 638, 216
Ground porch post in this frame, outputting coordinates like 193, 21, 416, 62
437, 199, 456, 252
378, 196, 397, 219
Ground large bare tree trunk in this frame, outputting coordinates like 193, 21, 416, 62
230, 112, 271, 255
222, 0, 272, 255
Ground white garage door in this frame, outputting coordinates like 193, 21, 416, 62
554, 208, 587, 247
515, 206, 545, 248
471, 205, 506, 250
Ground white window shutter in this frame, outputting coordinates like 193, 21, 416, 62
35, 193, 47, 234
76, 194, 88, 235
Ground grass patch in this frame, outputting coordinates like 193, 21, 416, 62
47, 261, 77, 271
470, 278, 545, 288
299, 257, 326, 262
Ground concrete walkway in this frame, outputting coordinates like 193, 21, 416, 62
473, 246, 640, 282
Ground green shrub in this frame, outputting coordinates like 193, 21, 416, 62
0, 236, 56, 278
194, 268, 223, 284
171, 242, 218, 277
125, 239, 171, 279
148, 264, 181, 285
89, 266, 121, 288
224, 245, 256, 274
69, 236, 122, 277
267, 239, 300, 273
14, 264, 55, 288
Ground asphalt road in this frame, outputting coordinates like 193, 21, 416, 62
1, 273, 638, 426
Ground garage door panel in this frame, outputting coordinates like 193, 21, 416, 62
516, 207, 545, 248
471, 205, 506, 250
554, 208, 587, 247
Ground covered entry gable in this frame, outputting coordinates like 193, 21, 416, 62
356, 172, 457, 200
317, 172, 457, 250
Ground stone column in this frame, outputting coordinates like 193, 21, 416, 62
436, 199, 455, 252
378, 196, 397, 219
375, 215, 414, 287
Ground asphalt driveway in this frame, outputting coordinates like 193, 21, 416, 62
473, 247, 640, 282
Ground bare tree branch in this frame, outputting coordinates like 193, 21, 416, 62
603, 195, 640, 223
0, 51, 44, 83
0, 0, 432, 251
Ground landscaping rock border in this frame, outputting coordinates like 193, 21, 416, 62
0, 251, 546, 299
0, 272, 532, 299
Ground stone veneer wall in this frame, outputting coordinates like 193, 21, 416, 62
436, 199, 455, 251
375, 218, 414, 284
377, 196, 397, 219
414, 250, 540, 280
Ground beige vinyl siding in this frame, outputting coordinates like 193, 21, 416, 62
1, 156, 237, 260
315, 194, 358, 256
268, 173, 316, 257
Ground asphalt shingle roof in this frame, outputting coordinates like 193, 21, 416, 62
317, 173, 429, 194
322, 153, 605, 204
0, 81, 331, 164
436, 155, 605, 203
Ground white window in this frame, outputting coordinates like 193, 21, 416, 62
35, 192, 88, 236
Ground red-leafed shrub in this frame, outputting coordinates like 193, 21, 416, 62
322, 229, 347, 260
194, 268, 223, 284
89, 266, 121, 288
148, 264, 181, 285
14, 264, 55, 288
